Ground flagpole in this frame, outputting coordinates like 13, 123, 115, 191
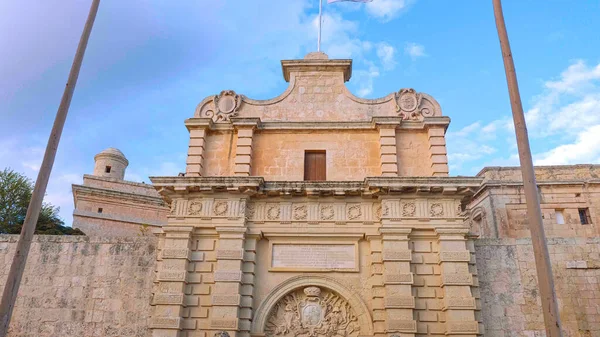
492, 1, 563, 336
0, 0, 100, 334
318, 0, 323, 51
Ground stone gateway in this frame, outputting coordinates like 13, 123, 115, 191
1, 53, 600, 337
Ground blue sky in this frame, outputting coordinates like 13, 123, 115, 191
1, 0, 600, 224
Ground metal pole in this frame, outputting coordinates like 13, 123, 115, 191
0, 0, 100, 335
492, 1, 563, 336
318, 0, 323, 51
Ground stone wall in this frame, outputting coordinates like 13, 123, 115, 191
0, 235, 157, 337
476, 237, 600, 337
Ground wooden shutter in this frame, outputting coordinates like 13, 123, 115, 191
304, 151, 326, 181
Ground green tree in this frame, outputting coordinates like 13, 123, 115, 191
0, 168, 84, 235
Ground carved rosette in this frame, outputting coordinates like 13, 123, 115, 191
430, 203, 444, 217
402, 202, 416, 217
293, 205, 308, 220
203, 90, 242, 122
265, 287, 360, 337
188, 201, 203, 215
267, 205, 281, 220
347, 205, 362, 220
213, 201, 229, 216
320, 205, 335, 220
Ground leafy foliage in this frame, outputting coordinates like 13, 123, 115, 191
0, 168, 84, 235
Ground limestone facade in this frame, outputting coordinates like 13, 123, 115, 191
72, 147, 169, 237
0, 53, 598, 337
147, 52, 480, 337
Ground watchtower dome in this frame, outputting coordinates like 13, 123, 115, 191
93, 147, 129, 180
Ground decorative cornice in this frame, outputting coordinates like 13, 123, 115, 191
281, 58, 352, 82
181, 117, 450, 132
150, 176, 483, 199
72, 184, 168, 208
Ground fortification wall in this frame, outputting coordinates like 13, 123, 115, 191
0, 235, 157, 337
476, 237, 600, 337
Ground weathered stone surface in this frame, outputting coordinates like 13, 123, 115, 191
0, 235, 156, 337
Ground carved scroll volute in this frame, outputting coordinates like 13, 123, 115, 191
395, 88, 422, 120
201, 90, 243, 123
265, 287, 360, 337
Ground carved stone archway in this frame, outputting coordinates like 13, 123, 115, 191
252, 275, 373, 336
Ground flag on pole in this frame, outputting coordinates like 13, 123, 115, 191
327, 0, 372, 3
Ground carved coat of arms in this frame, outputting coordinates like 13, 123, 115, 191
265, 287, 360, 337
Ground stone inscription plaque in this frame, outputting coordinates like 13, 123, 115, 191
271, 244, 356, 270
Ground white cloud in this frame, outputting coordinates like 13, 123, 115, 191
365, 0, 415, 22
404, 42, 426, 60
354, 62, 380, 97
447, 60, 600, 173
376, 42, 396, 70
534, 125, 600, 165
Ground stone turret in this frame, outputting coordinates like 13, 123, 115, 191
93, 147, 128, 180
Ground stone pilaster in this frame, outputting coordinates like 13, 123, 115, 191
428, 127, 449, 177
185, 118, 213, 176
210, 227, 247, 337
380, 228, 416, 336
366, 234, 386, 337
436, 228, 479, 337
232, 118, 260, 176
239, 233, 260, 337
377, 125, 399, 177
151, 226, 194, 337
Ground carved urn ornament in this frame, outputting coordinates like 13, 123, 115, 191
265, 287, 360, 337
205, 90, 242, 122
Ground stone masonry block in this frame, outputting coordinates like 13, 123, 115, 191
237, 129, 254, 138
428, 127, 445, 137
379, 128, 396, 137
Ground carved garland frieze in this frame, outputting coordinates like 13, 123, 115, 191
265, 287, 360, 337
346, 205, 362, 220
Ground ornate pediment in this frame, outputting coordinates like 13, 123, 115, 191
265, 287, 360, 337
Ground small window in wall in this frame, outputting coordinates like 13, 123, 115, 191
579, 208, 591, 225
105, 166, 112, 173
304, 150, 326, 181
97, 208, 103, 214
555, 209, 565, 224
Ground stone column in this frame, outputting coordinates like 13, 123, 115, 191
210, 227, 248, 337
374, 118, 401, 177
151, 226, 194, 337
436, 228, 479, 337
381, 228, 416, 336
427, 127, 449, 177
185, 118, 213, 176
232, 118, 260, 177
